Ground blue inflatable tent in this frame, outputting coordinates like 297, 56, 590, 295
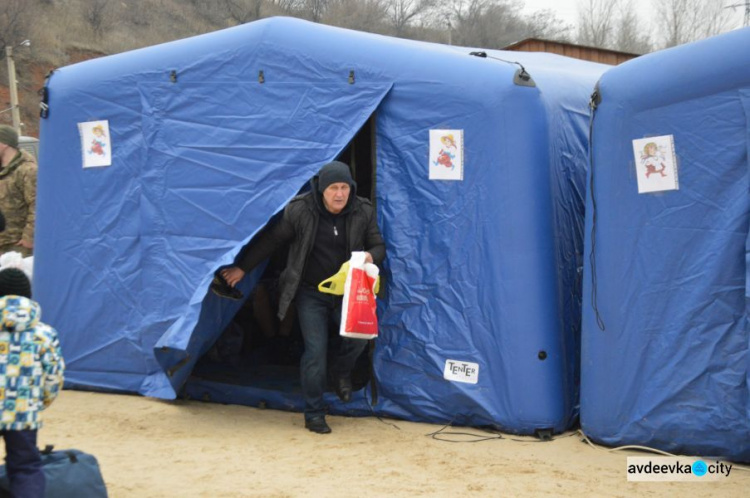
581, 28, 750, 460
36, 18, 605, 434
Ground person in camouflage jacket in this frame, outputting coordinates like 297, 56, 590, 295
0, 125, 36, 257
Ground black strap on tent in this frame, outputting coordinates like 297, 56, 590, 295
165, 354, 192, 377
38, 69, 55, 119
588, 84, 606, 331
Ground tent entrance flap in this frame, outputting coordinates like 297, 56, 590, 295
744, 90, 750, 402
149, 81, 392, 398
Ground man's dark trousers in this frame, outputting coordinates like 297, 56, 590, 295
295, 285, 368, 421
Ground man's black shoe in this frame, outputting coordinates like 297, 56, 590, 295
305, 417, 331, 434
336, 376, 352, 403
210, 273, 243, 300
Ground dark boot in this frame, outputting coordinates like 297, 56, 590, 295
304, 416, 331, 434
335, 375, 352, 403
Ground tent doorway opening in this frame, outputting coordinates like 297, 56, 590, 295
188, 116, 377, 408
337, 114, 376, 202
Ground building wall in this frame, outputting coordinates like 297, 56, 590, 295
506, 40, 638, 65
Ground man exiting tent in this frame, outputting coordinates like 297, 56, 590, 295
219, 161, 385, 434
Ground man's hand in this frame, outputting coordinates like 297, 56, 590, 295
221, 267, 246, 287
364, 252, 373, 264
15, 239, 33, 250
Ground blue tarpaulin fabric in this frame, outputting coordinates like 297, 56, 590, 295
581, 27, 750, 461
36, 17, 604, 434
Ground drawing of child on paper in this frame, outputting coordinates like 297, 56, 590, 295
640, 142, 667, 179
433, 134, 457, 170
88, 125, 107, 157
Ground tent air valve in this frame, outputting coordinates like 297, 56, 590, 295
258, 70, 265, 84
349, 70, 355, 84
170, 70, 177, 83
513, 67, 535, 87
589, 89, 601, 111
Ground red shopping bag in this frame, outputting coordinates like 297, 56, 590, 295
340, 252, 379, 339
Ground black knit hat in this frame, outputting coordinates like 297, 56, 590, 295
0, 268, 31, 298
317, 161, 355, 193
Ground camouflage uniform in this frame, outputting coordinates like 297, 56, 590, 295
0, 151, 36, 257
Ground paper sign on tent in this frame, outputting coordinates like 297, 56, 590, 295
632, 135, 678, 194
429, 129, 464, 181
79, 120, 112, 168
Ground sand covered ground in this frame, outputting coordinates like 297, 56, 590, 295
31, 390, 748, 497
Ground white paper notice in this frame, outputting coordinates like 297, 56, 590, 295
632, 135, 678, 194
79, 120, 112, 168
429, 129, 464, 181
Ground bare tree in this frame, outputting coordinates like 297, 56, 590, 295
445, 0, 551, 49
269, 0, 302, 13
576, 0, 622, 47
324, 0, 389, 32
302, 0, 330, 21
385, 0, 437, 37
653, 0, 737, 48
524, 9, 573, 41
613, 0, 651, 53
83, 0, 113, 40
442, 0, 487, 46
0, 0, 32, 56
221, 0, 266, 24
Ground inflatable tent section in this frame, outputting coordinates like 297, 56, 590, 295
36, 17, 605, 434
581, 27, 750, 461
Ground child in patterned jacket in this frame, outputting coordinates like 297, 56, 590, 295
0, 268, 64, 498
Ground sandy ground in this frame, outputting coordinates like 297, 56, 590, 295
26, 390, 748, 497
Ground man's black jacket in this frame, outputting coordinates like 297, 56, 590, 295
238, 189, 385, 320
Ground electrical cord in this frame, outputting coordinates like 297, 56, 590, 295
426, 422, 578, 444
577, 430, 750, 472
468, 51, 532, 81
363, 380, 401, 430
426, 422, 503, 443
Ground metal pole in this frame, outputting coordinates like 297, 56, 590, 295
5, 46, 21, 134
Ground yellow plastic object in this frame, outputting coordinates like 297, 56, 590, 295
318, 262, 350, 295
318, 261, 380, 295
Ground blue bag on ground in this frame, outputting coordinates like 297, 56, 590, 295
0, 446, 108, 497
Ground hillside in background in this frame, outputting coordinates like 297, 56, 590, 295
1, 0, 743, 137
1, 0, 241, 137
2, 0, 593, 138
